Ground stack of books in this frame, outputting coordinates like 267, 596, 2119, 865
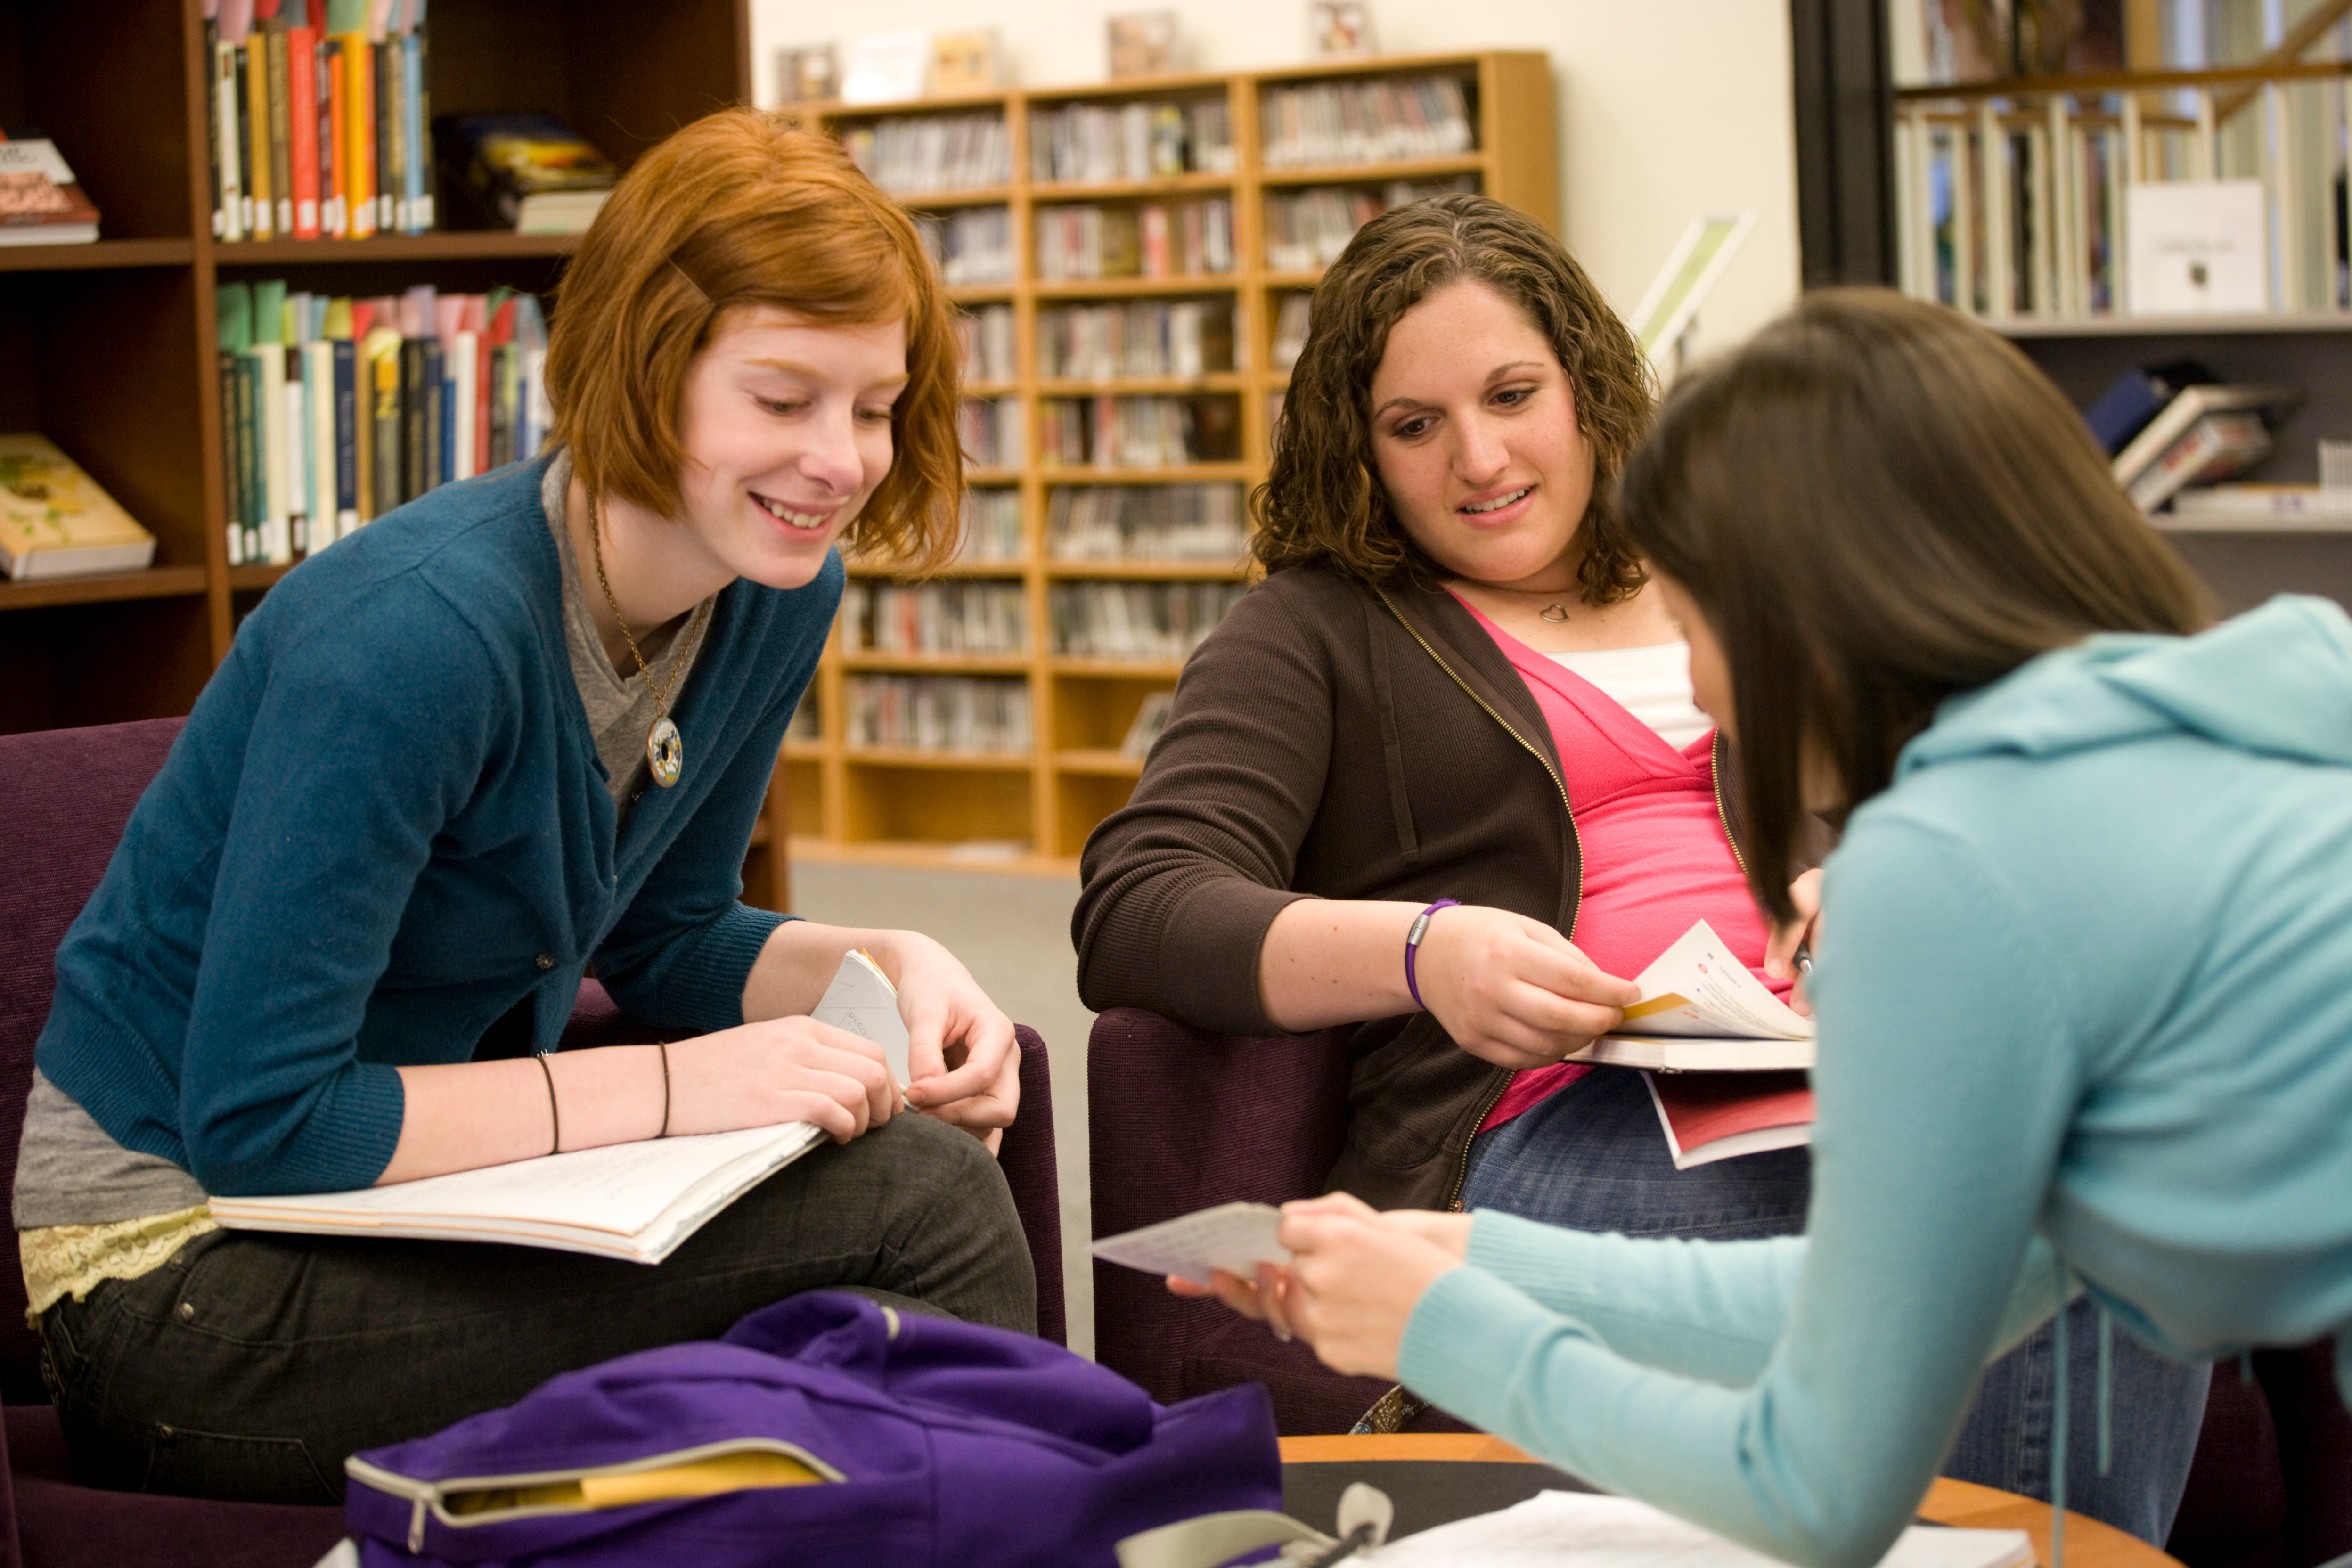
1033, 199, 1236, 280
1039, 394, 1240, 469
841, 114, 1010, 196
216, 278, 549, 567
0, 435, 155, 581
1258, 75, 1475, 168
1046, 483, 1249, 561
435, 114, 617, 235
1029, 99, 1235, 183
842, 675, 1032, 754
0, 135, 100, 246
208, 0, 435, 243
1263, 176, 1477, 270
841, 581, 1028, 656
1048, 581, 1248, 660
1037, 300, 1235, 380
2110, 383, 2301, 514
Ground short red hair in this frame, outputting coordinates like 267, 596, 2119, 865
546, 110, 960, 569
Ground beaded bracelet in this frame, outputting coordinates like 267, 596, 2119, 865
1404, 898, 1461, 1011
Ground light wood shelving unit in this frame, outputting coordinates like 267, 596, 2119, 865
783, 50, 1558, 873
0, 0, 804, 909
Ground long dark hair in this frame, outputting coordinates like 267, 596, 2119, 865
1253, 194, 1655, 601
1618, 288, 2209, 921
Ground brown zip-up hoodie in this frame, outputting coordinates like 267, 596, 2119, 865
1075, 562, 1811, 1212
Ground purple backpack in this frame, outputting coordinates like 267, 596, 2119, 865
342, 1292, 1282, 1567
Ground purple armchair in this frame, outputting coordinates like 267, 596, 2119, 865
1087, 1006, 1470, 1434
0, 718, 1062, 1567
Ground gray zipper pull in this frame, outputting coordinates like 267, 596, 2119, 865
409, 1495, 428, 1554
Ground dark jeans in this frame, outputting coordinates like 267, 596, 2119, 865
1461, 1066, 2210, 1545
39, 1113, 1035, 1504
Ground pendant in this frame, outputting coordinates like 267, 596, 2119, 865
647, 716, 683, 788
1540, 603, 1571, 623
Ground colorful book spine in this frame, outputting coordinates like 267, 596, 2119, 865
323, 37, 347, 237
243, 36, 273, 239
403, 28, 431, 232
267, 29, 295, 238
365, 323, 401, 517
216, 40, 245, 242
287, 26, 322, 239
343, 33, 376, 238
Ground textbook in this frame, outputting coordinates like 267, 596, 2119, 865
210, 955, 914, 1263
1644, 1070, 1813, 1170
1562, 919, 1816, 1072
0, 435, 156, 581
0, 134, 101, 245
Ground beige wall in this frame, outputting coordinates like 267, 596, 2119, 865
752, 0, 1803, 357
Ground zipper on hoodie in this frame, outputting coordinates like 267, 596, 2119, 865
1708, 731, 1749, 880
346, 1438, 849, 1552
1369, 582, 1581, 1213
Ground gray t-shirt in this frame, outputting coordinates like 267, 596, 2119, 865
14, 457, 717, 1228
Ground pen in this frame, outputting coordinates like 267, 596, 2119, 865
1794, 942, 1813, 976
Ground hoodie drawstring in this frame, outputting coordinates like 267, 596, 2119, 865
2051, 1299, 2069, 1568
2096, 1307, 2114, 1478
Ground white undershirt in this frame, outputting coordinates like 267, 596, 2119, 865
1546, 642, 1714, 751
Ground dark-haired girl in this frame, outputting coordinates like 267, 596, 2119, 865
1078, 198, 2205, 1537
1188, 288, 2352, 1567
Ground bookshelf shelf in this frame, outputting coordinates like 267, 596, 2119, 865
0, 0, 793, 908
0, 567, 211, 611
785, 50, 1555, 863
892, 186, 1019, 211
0, 240, 196, 274
211, 233, 584, 266
1257, 154, 1490, 187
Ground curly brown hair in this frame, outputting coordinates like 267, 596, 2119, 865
1253, 194, 1656, 601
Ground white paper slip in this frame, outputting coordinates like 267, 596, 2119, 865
1370, 1490, 2032, 1568
811, 948, 911, 1087
1612, 919, 1814, 1043
1091, 1201, 1290, 1287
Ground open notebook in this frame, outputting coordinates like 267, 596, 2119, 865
210, 952, 906, 1264
1370, 1491, 2032, 1568
1563, 919, 1815, 1072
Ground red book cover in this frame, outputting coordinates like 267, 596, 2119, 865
286, 27, 321, 238
1643, 1070, 1813, 1171
465, 295, 492, 474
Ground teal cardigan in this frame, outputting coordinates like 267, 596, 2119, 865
37, 457, 835, 1197
1396, 596, 2352, 1568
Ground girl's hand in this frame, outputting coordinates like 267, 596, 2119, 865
665, 1017, 898, 1143
1413, 905, 1640, 1069
1764, 868, 1824, 1017
866, 931, 1020, 1152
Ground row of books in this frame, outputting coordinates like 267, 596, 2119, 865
956, 304, 1017, 385
1264, 176, 1477, 271
841, 675, 1033, 755
1259, 76, 1477, 169
1037, 300, 1236, 381
958, 487, 1024, 561
1049, 581, 1248, 660
208, 0, 434, 242
1034, 199, 1237, 281
916, 207, 1017, 286
960, 397, 1023, 470
1027, 100, 1236, 185
1271, 293, 1315, 371
841, 581, 1028, 657
841, 114, 1011, 197
1045, 483, 1250, 562
215, 278, 549, 566
1039, 394, 1241, 470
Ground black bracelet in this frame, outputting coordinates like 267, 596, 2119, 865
536, 1053, 560, 1156
657, 1041, 672, 1138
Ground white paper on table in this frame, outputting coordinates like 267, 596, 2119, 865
1369, 1492, 2033, 1568
1090, 1201, 1290, 1287
811, 948, 911, 1087
1612, 919, 1814, 1042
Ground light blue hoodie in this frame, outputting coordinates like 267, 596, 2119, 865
1396, 595, 2352, 1568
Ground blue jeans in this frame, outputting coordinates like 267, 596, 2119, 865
1459, 1066, 2211, 1545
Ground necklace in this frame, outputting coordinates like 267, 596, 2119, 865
1487, 582, 1576, 623
585, 492, 686, 789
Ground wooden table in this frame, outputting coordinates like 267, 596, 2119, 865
1278, 1435, 2183, 1568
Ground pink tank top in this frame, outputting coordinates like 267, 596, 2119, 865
1452, 596, 1792, 1133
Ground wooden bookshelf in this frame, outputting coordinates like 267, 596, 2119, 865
0, 0, 798, 908
782, 51, 1559, 866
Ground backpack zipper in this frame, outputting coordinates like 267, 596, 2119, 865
1368, 582, 1581, 1213
346, 1437, 850, 1551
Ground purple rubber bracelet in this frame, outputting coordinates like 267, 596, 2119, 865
1404, 898, 1461, 1011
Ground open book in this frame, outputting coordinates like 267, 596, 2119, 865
210, 953, 904, 1264
1562, 919, 1814, 1072
1644, 1070, 1813, 1170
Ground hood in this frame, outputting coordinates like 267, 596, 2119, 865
1897, 594, 2352, 780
